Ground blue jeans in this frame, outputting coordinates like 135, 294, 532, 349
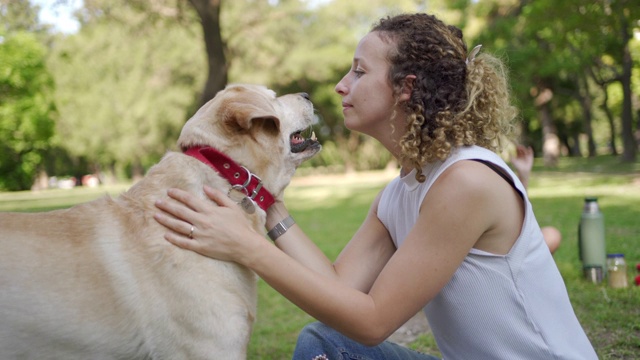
292, 322, 440, 360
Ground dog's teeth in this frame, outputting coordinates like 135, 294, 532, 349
311, 131, 317, 141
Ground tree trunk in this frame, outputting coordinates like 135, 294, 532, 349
577, 74, 596, 157
31, 168, 49, 191
570, 132, 581, 157
131, 158, 145, 184
533, 86, 559, 167
188, 0, 228, 107
617, 4, 637, 162
636, 108, 640, 151
539, 104, 560, 167
601, 89, 618, 156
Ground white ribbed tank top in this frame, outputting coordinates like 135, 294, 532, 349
378, 146, 597, 359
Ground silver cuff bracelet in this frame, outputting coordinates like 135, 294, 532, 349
267, 215, 295, 241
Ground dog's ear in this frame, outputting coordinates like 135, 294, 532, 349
222, 94, 281, 137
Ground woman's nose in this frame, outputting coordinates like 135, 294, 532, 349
335, 76, 348, 96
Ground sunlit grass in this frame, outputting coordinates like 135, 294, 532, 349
0, 184, 130, 212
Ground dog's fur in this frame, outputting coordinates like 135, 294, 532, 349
0, 84, 320, 359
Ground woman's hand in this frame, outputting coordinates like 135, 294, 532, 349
154, 185, 263, 264
510, 145, 533, 188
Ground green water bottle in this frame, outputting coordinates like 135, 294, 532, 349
579, 197, 606, 281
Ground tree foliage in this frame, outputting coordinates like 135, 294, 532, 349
0, 1, 56, 190
472, 0, 638, 164
0, 0, 637, 190
48, 3, 205, 180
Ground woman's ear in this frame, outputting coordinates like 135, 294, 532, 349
398, 75, 416, 102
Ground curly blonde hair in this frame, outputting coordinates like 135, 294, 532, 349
372, 13, 518, 182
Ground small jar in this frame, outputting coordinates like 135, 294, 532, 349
607, 254, 628, 288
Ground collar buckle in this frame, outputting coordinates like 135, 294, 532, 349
183, 146, 276, 212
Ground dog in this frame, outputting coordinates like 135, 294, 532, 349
0, 84, 321, 359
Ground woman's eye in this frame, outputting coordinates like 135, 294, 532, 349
353, 69, 364, 78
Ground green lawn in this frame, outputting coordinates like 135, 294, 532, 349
1, 156, 638, 358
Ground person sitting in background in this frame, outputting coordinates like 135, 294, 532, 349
510, 145, 562, 254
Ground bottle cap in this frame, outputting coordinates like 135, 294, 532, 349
606, 253, 625, 258
584, 197, 598, 202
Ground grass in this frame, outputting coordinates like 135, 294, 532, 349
0, 184, 130, 212
1, 156, 638, 358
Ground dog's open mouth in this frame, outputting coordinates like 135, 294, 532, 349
290, 127, 320, 153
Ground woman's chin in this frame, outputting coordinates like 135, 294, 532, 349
343, 117, 361, 132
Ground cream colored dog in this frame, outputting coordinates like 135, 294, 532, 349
0, 84, 321, 359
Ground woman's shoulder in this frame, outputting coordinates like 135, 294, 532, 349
432, 160, 499, 195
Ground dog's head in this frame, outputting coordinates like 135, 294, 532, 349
178, 84, 321, 199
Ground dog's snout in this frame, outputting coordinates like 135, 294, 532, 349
298, 92, 310, 101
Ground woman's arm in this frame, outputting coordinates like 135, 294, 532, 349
510, 145, 533, 189
155, 185, 396, 291
265, 190, 397, 292
262, 200, 339, 280
154, 162, 503, 345
249, 164, 493, 345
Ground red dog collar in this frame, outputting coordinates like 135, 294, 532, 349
184, 146, 275, 212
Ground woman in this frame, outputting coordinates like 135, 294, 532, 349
154, 13, 596, 359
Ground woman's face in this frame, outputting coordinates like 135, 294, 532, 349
335, 32, 399, 138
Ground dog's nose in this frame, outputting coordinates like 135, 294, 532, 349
298, 92, 310, 100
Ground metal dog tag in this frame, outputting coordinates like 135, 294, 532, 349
239, 196, 256, 214
228, 187, 256, 214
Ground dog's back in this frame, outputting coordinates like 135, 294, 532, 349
0, 155, 257, 359
0, 200, 147, 358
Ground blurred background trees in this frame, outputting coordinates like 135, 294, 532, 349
0, 0, 56, 190
0, 0, 638, 190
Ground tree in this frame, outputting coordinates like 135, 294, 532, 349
188, 0, 227, 106
0, 0, 57, 191
48, 5, 206, 181
82, 0, 227, 107
0, 31, 56, 190
0, 0, 49, 33
608, 0, 638, 162
472, 0, 638, 164
69, 0, 441, 174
